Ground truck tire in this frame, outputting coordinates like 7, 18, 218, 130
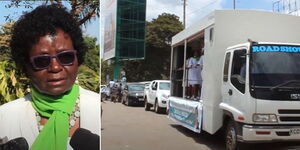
154, 100, 162, 113
225, 120, 244, 150
144, 98, 151, 111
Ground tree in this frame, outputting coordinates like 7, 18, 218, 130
0, 61, 29, 105
123, 13, 183, 82
78, 36, 100, 93
5, 0, 99, 25
83, 37, 99, 73
0, 22, 14, 62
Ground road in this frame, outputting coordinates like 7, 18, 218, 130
101, 101, 300, 150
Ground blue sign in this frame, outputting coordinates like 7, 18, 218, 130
252, 45, 300, 53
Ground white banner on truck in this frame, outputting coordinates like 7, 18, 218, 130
168, 97, 203, 133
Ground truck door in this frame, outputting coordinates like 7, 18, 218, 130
224, 49, 247, 113
222, 52, 232, 103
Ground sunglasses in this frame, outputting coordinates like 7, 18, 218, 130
30, 50, 77, 70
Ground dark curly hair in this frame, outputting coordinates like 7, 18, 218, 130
10, 4, 86, 72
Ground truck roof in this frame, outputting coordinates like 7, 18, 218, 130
172, 10, 300, 46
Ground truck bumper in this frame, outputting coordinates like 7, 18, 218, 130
242, 124, 300, 142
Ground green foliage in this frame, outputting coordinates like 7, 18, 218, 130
0, 22, 14, 62
146, 13, 183, 48
0, 61, 29, 105
78, 65, 99, 93
83, 37, 99, 73
5, 0, 100, 26
78, 36, 100, 93
123, 13, 184, 82
0, 22, 29, 105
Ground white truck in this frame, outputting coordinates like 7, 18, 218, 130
168, 10, 300, 150
144, 80, 170, 113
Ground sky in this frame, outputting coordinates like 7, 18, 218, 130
146, 0, 276, 27
100, 0, 282, 58
0, 1, 99, 44
0, 0, 295, 54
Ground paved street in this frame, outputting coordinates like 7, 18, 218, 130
101, 101, 300, 150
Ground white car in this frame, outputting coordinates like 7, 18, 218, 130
144, 80, 170, 113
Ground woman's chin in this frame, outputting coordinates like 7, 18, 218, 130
39, 87, 71, 96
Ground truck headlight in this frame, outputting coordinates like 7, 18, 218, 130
253, 114, 278, 123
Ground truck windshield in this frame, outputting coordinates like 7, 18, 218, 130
159, 82, 170, 90
250, 44, 300, 100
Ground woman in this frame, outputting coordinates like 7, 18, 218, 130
0, 4, 100, 150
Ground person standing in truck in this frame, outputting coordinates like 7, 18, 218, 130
188, 50, 201, 100
185, 53, 192, 99
197, 49, 204, 100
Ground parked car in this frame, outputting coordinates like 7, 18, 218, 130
144, 80, 170, 113
122, 83, 145, 106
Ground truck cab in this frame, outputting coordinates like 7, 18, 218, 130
221, 42, 300, 149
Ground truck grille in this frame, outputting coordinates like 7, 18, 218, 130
279, 117, 300, 122
278, 109, 300, 122
278, 109, 300, 114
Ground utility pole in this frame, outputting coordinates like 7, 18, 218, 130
233, 0, 236, 9
182, 0, 187, 28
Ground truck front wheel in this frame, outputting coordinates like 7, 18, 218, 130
225, 120, 243, 150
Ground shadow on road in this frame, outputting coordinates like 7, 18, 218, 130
170, 124, 300, 150
170, 124, 225, 150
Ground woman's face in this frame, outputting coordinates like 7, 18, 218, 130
26, 29, 78, 96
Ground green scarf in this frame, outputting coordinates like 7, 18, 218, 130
30, 84, 79, 150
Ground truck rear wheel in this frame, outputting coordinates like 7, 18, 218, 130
225, 120, 244, 150
144, 98, 151, 111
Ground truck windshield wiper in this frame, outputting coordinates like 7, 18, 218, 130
270, 80, 300, 91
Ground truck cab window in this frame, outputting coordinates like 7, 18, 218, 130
223, 52, 231, 82
230, 49, 246, 93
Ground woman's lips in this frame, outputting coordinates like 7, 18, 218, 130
47, 78, 66, 86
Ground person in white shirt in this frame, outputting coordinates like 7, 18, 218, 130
187, 50, 201, 100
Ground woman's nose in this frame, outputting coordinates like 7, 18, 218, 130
48, 57, 63, 72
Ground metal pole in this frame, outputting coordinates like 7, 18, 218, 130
183, 0, 186, 28
233, 0, 236, 9
170, 46, 174, 95
183, 40, 187, 97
